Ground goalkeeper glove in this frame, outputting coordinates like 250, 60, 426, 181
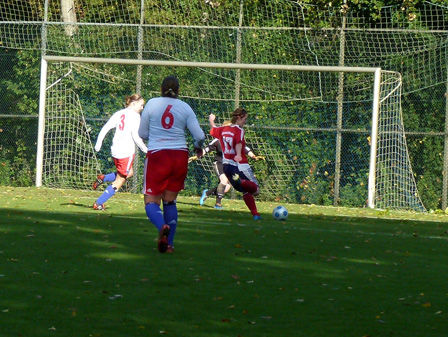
188, 155, 198, 163
253, 155, 265, 161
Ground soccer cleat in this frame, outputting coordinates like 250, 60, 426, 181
92, 174, 105, 190
253, 215, 262, 220
93, 202, 105, 210
158, 224, 170, 253
166, 245, 174, 254
214, 204, 223, 210
199, 189, 208, 206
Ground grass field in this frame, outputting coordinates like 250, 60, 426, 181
1, 187, 448, 337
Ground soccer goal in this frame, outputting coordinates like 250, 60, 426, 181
36, 55, 425, 211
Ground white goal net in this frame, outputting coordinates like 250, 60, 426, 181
36, 57, 425, 211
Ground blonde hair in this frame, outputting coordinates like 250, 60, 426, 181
125, 93, 144, 107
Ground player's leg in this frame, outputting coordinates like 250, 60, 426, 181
162, 191, 179, 254
214, 162, 227, 209
200, 187, 217, 205
94, 156, 133, 210
242, 192, 261, 219
226, 165, 261, 219
234, 166, 259, 195
144, 193, 170, 253
201, 161, 220, 206
214, 177, 228, 210
224, 164, 243, 192
143, 152, 167, 227
162, 150, 189, 253
93, 172, 117, 190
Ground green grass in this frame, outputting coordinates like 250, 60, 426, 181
1, 187, 448, 337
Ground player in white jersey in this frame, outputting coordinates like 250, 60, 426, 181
139, 75, 205, 254
92, 94, 148, 210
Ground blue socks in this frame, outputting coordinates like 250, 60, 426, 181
104, 172, 117, 182
96, 184, 116, 205
145, 202, 164, 232
163, 201, 178, 246
145, 201, 178, 246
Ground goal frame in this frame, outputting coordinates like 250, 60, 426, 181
36, 55, 381, 209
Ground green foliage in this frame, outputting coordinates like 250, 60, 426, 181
2, 50, 40, 115
0, 135, 35, 187
0, 156, 13, 185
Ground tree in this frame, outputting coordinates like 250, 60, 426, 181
60, 0, 78, 36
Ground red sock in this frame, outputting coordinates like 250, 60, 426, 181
243, 193, 259, 216
240, 180, 258, 194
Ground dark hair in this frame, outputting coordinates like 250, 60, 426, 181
125, 93, 143, 107
161, 75, 179, 98
231, 107, 247, 124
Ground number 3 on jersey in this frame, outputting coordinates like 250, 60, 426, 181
119, 114, 125, 131
162, 105, 174, 129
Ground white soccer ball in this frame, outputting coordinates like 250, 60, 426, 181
272, 205, 288, 220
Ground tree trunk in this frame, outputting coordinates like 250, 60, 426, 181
60, 0, 77, 36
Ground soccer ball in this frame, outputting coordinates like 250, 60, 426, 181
272, 205, 288, 220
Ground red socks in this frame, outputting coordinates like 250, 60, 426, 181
243, 193, 259, 216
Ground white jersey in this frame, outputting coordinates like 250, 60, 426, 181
95, 108, 148, 159
138, 97, 205, 151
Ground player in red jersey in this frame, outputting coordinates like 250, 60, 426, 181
189, 137, 264, 210
209, 108, 262, 220
138, 76, 205, 253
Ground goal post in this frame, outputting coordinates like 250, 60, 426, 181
36, 55, 423, 211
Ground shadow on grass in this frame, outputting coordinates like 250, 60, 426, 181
1, 202, 448, 337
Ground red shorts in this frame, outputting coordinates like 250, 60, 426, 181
113, 155, 135, 177
143, 149, 189, 195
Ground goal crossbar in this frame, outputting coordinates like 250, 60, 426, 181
36, 56, 382, 208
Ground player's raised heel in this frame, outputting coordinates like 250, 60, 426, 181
92, 174, 105, 190
199, 189, 208, 206
158, 224, 170, 253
